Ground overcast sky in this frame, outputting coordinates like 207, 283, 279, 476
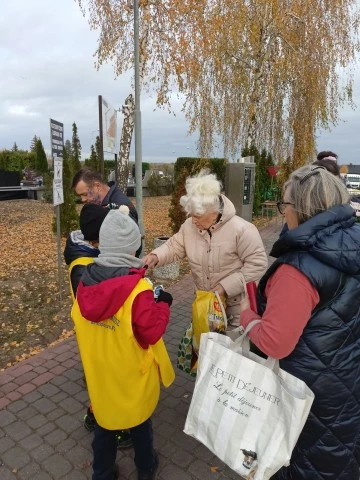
1, 0, 359, 164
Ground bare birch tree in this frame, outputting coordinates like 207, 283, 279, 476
117, 94, 135, 193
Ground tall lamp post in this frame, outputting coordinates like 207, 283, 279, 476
134, 0, 144, 256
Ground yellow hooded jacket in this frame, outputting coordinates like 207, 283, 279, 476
72, 273, 175, 430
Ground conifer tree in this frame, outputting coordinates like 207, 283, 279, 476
35, 138, 49, 174
95, 135, 101, 164
30, 135, 38, 152
52, 146, 79, 236
12, 142, 18, 152
64, 139, 72, 159
87, 144, 99, 171
70, 122, 82, 174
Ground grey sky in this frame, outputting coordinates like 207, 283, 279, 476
1, 0, 359, 164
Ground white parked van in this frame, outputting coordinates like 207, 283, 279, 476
342, 174, 360, 189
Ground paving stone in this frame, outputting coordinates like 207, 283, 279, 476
27, 414, 47, 430
9, 364, 33, 377
159, 463, 192, 480
16, 406, 38, 421
37, 383, 60, 398
32, 372, 55, 387
32, 397, 57, 415
17, 383, 37, 395
56, 351, 75, 363
55, 413, 81, 434
171, 448, 194, 468
65, 444, 92, 468
172, 431, 199, 452
74, 390, 89, 404
44, 428, 67, 446
55, 437, 77, 454
59, 470, 88, 480
157, 439, 177, 458
156, 422, 177, 439
2, 382, 19, 395
194, 443, 215, 462
0, 435, 15, 454
0, 374, 15, 386
14, 371, 38, 386
0, 467, 17, 479
0, 410, 16, 427
6, 391, 22, 402
36, 422, 56, 437
30, 471, 52, 480
60, 381, 83, 396
33, 366, 47, 375
30, 443, 55, 463
63, 368, 84, 382
21, 391, 42, 404
51, 391, 70, 404
17, 461, 41, 480
19, 433, 44, 451
48, 408, 66, 422
50, 375, 68, 387
2, 445, 31, 469
42, 453, 72, 478
188, 458, 222, 479
62, 359, 78, 369
4, 421, 32, 441
57, 397, 83, 414
7, 399, 28, 414
50, 366, 67, 376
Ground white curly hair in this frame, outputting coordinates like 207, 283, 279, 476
180, 169, 222, 216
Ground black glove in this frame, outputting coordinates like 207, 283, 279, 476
156, 290, 173, 307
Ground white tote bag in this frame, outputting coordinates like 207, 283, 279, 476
184, 321, 315, 480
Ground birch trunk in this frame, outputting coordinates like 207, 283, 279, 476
117, 93, 135, 194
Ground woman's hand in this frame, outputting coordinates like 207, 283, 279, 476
239, 295, 250, 312
143, 253, 159, 268
212, 284, 226, 297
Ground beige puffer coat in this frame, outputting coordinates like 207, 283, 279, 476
151, 195, 268, 324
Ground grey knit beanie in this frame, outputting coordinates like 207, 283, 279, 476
98, 209, 141, 257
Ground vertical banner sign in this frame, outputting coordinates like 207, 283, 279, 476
101, 97, 117, 154
50, 118, 64, 300
50, 119, 64, 159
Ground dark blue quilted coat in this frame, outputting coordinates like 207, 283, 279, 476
257, 204, 360, 480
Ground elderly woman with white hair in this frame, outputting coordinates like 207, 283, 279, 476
144, 170, 268, 326
240, 164, 360, 480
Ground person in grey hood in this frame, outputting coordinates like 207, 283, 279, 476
72, 209, 174, 480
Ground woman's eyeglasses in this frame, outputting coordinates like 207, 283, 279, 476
277, 201, 294, 215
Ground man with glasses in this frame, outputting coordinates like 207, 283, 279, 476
72, 168, 138, 223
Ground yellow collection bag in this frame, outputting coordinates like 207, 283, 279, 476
177, 291, 227, 376
191, 291, 227, 369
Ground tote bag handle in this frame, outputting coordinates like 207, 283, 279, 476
232, 319, 279, 373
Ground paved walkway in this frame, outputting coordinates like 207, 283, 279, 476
0, 217, 283, 480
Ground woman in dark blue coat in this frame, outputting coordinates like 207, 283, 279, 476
241, 164, 360, 479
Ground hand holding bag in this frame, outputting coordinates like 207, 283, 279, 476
184, 322, 315, 480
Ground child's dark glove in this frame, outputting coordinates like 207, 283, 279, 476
156, 290, 173, 307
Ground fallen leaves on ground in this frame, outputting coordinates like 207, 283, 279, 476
0, 197, 270, 371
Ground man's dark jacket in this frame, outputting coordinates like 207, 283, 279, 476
102, 183, 138, 223
257, 204, 360, 480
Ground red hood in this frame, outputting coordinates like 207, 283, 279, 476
76, 269, 146, 322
